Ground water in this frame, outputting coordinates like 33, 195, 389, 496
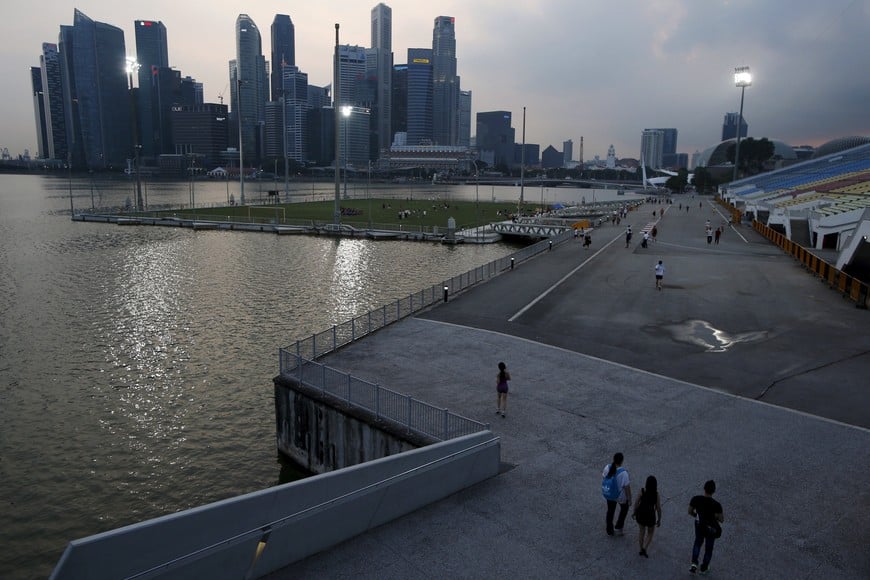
0, 174, 640, 578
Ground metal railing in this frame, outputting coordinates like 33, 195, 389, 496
752, 220, 869, 308
279, 351, 489, 441
283, 229, 572, 360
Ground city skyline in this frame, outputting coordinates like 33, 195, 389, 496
7, 0, 870, 161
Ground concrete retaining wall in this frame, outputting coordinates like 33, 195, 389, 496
274, 376, 433, 474
51, 431, 501, 580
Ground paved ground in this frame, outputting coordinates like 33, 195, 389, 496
269, 195, 870, 579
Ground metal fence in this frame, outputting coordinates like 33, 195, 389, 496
279, 351, 489, 441
283, 229, 572, 360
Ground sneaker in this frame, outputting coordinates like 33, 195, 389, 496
689, 563, 698, 573
699, 564, 709, 575
495, 410, 501, 415
500, 411, 506, 418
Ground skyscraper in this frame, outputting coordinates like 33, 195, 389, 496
39, 42, 67, 160
337, 45, 367, 107
563, 139, 573, 166
476, 111, 514, 168
406, 48, 433, 146
271, 15, 295, 102
135, 20, 169, 159
59, 9, 131, 169
432, 16, 459, 146
640, 129, 665, 169
643, 128, 677, 167
722, 112, 748, 141
231, 14, 267, 164
391, 64, 408, 142
458, 89, 471, 147
370, 3, 393, 156
31, 66, 48, 158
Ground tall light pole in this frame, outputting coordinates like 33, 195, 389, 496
472, 159, 481, 242
333, 23, 341, 226
237, 78, 246, 206
732, 66, 752, 183
125, 57, 143, 211
341, 105, 352, 199
519, 106, 526, 212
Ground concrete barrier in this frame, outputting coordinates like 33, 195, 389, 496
50, 431, 500, 580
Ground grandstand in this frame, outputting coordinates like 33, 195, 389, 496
720, 140, 870, 282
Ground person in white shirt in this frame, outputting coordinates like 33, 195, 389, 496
655, 260, 665, 290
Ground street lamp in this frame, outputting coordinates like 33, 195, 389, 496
472, 159, 481, 242
341, 105, 352, 200
125, 57, 144, 211
732, 66, 752, 183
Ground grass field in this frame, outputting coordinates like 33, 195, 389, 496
153, 198, 539, 230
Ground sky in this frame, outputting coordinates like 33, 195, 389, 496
3, 0, 869, 161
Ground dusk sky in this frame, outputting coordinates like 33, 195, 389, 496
4, 0, 868, 161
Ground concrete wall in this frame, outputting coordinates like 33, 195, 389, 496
274, 376, 431, 474
51, 431, 501, 579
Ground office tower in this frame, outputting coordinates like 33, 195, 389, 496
476, 111, 514, 168
640, 129, 665, 169
563, 139, 573, 166
39, 43, 67, 160
643, 127, 677, 167
514, 143, 539, 166
432, 16, 459, 146
266, 65, 307, 162
370, 3, 392, 157
271, 15, 295, 101
458, 89, 471, 147
230, 14, 267, 165
337, 45, 366, 107
31, 67, 48, 158
58, 9, 131, 170
722, 112, 747, 141
135, 20, 168, 159
306, 106, 335, 166
391, 64, 408, 141
406, 48, 433, 146
307, 85, 331, 110
170, 103, 229, 163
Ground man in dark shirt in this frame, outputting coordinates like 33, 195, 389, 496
688, 480, 724, 574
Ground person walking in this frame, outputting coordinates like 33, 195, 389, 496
651, 225, 658, 242
689, 480, 724, 574
642, 231, 649, 248
601, 452, 632, 536
655, 260, 664, 290
632, 475, 662, 557
625, 226, 633, 248
714, 227, 721, 244
706, 226, 713, 244
583, 232, 592, 249
495, 361, 510, 417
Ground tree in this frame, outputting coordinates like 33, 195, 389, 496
692, 166, 719, 193
726, 137, 776, 178
665, 168, 689, 192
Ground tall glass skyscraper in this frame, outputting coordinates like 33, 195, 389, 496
432, 16, 459, 146
31, 66, 48, 158
270, 15, 295, 102
370, 3, 392, 156
135, 20, 168, 159
59, 9, 130, 169
406, 48, 433, 146
40, 42, 67, 160
231, 14, 267, 165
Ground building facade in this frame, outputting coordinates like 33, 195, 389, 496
431, 16, 459, 146
722, 112, 748, 141
170, 103, 228, 164
370, 3, 393, 156
640, 129, 665, 169
39, 43, 67, 160
406, 48, 433, 146
270, 15, 295, 102
476, 111, 514, 169
230, 14, 267, 165
134, 20, 168, 160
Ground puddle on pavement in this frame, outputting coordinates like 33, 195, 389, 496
661, 319, 768, 352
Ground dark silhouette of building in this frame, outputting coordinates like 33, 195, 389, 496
170, 103, 228, 165
135, 20, 168, 160
432, 16, 459, 146
270, 15, 295, 102
476, 111, 514, 168
406, 48, 433, 145
722, 112, 748, 141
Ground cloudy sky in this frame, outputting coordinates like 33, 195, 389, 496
4, 0, 868, 160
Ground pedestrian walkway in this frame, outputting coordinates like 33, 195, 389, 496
267, 195, 869, 579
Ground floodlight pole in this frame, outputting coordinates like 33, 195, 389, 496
333, 24, 341, 226
732, 66, 752, 183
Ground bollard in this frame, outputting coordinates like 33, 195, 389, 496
510, 257, 515, 270
548, 240, 553, 251
443, 285, 449, 302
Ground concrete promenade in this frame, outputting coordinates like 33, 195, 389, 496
269, 195, 870, 579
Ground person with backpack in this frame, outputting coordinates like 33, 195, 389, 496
601, 452, 631, 535
688, 480, 724, 574
632, 475, 662, 557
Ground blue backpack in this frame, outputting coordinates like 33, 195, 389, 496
602, 467, 625, 501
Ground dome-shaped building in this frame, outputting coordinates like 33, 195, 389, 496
811, 136, 870, 159
696, 138, 797, 168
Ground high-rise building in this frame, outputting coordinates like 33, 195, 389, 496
722, 112, 748, 141
476, 111, 514, 168
266, 65, 307, 163
406, 48, 433, 146
644, 128, 677, 168
391, 64, 408, 141
458, 89, 471, 147
39, 43, 67, 160
563, 139, 573, 166
58, 9, 131, 169
230, 14, 267, 165
432, 16, 459, 146
640, 129, 665, 169
271, 15, 295, 101
31, 66, 48, 158
170, 103, 228, 164
369, 3, 392, 158
337, 45, 367, 107
135, 20, 168, 159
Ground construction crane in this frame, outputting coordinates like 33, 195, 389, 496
217, 83, 228, 105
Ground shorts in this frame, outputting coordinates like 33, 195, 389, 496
656, 275, 663, 280
497, 383, 509, 394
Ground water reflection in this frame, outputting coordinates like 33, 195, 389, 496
663, 319, 768, 352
